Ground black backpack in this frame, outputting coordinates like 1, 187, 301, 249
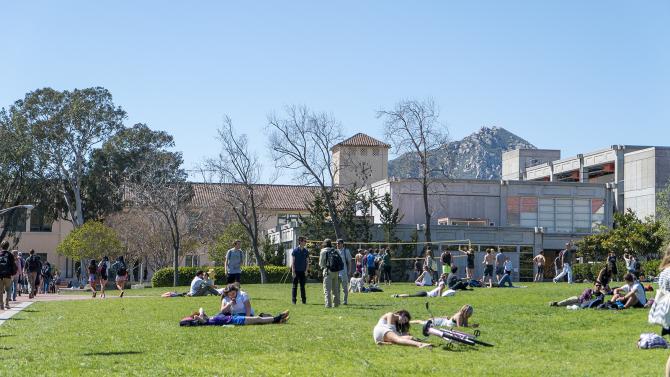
325, 248, 344, 272
27, 256, 40, 272
634, 260, 641, 271
0, 252, 15, 277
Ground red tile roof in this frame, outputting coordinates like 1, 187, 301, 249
332, 133, 390, 150
191, 183, 320, 211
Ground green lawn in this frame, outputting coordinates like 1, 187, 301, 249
0, 282, 667, 376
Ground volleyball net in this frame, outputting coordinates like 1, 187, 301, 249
305, 239, 473, 261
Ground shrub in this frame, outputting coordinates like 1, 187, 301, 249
642, 259, 661, 277
151, 265, 290, 287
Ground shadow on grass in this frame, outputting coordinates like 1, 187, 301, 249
0, 334, 15, 338
0, 346, 13, 351
82, 351, 144, 356
21, 309, 39, 313
438, 343, 480, 352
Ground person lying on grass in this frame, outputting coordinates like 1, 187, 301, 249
179, 307, 289, 326
220, 283, 254, 316
610, 272, 647, 309
410, 304, 479, 328
392, 274, 447, 298
373, 310, 432, 348
549, 283, 604, 307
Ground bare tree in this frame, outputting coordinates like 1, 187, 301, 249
204, 116, 271, 283
124, 152, 194, 286
268, 105, 345, 238
377, 98, 449, 244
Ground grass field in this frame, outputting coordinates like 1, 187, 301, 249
0, 282, 667, 377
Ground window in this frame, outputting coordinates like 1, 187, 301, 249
185, 255, 200, 267
277, 214, 301, 227
506, 196, 537, 227
2, 211, 26, 232
360, 148, 367, 156
30, 208, 53, 232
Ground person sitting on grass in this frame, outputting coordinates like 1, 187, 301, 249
595, 265, 612, 293
372, 310, 432, 348
497, 257, 514, 288
549, 283, 605, 307
610, 272, 647, 309
220, 283, 254, 316
349, 272, 366, 293
447, 265, 470, 291
393, 274, 447, 298
411, 304, 479, 328
180, 307, 289, 326
415, 265, 433, 286
188, 270, 220, 297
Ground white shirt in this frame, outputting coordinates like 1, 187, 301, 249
503, 260, 513, 272
621, 282, 647, 305
189, 276, 204, 295
349, 277, 364, 292
222, 291, 253, 315
337, 248, 352, 278
427, 281, 445, 297
421, 273, 433, 286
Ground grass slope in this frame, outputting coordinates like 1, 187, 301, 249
0, 283, 666, 376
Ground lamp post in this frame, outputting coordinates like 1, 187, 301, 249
0, 204, 34, 216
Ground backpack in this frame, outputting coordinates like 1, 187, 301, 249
634, 260, 641, 271
580, 295, 604, 309
325, 248, 344, 272
27, 256, 40, 272
117, 263, 127, 276
41, 264, 52, 278
638, 333, 668, 349
0, 252, 15, 277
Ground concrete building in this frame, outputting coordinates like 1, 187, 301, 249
332, 133, 390, 187
503, 146, 670, 219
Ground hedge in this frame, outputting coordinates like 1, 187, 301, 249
572, 260, 663, 282
151, 265, 291, 287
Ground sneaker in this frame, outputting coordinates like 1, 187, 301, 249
549, 302, 558, 307
92, 292, 97, 298
553, 279, 557, 284
391, 294, 399, 298
4, 304, 9, 310
120, 291, 124, 298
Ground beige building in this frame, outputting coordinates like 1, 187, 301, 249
332, 133, 390, 187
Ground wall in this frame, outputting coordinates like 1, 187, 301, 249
333, 145, 388, 187
624, 148, 657, 219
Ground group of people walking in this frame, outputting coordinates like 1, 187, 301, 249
0, 241, 58, 309
87, 256, 128, 298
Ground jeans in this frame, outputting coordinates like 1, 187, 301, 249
42, 277, 51, 294
11, 277, 17, 300
498, 274, 513, 287
554, 263, 573, 283
322, 269, 340, 308
291, 271, 306, 304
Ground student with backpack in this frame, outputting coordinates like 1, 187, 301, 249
0, 241, 18, 310
112, 256, 128, 297
25, 249, 42, 299
41, 261, 53, 295
96, 257, 110, 298
319, 239, 343, 308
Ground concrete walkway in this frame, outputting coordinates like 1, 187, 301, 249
0, 301, 33, 326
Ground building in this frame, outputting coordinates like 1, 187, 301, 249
503, 146, 670, 219
331, 133, 390, 187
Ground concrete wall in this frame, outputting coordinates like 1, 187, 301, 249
502, 149, 561, 181
624, 148, 657, 219
5, 219, 74, 278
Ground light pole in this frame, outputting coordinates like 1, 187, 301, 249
0, 204, 34, 216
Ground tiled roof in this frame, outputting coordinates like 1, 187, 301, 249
332, 133, 390, 150
191, 183, 319, 211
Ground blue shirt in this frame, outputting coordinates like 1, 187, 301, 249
366, 253, 376, 268
291, 247, 309, 272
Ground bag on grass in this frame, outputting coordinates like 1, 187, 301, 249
638, 333, 668, 349
648, 290, 670, 328
469, 279, 482, 288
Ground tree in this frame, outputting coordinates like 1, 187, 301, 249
372, 192, 403, 243
125, 151, 194, 286
268, 105, 345, 238
56, 221, 123, 261
84, 123, 176, 221
576, 210, 665, 261
656, 178, 670, 246
339, 186, 373, 243
210, 222, 252, 266
204, 116, 270, 283
299, 191, 334, 242
0, 101, 64, 244
377, 98, 449, 244
21, 87, 126, 228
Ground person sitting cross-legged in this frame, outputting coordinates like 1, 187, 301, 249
610, 272, 647, 309
188, 270, 220, 297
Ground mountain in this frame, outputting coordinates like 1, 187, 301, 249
388, 126, 536, 180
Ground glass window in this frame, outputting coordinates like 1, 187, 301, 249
30, 208, 53, 232
507, 197, 520, 226
3, 211, 26, 232
185, 255, 200, 267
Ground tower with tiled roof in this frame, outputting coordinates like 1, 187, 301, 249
331, 133, 390, 187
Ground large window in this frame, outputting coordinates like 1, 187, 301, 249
30, 208, 53, 232
508, 197, 606, 233
277, 213, 301, 227
2, 211, 26, 232
185, 255, 200, 267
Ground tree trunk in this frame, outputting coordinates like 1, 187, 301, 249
251, 237, 268, 284
422, 178, 432, 245
173, 245, 179, 287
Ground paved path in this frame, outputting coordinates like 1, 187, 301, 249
0, 301, 33, 326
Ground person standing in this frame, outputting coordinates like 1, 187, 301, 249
319, 239, 341, 308
465, 248, 476, 280
440, 249, 452, 275
11, 250, 22, 301
607, 251, 618, 282
25, 249, 42, 299
41, 261, 53, 295
96, 257, 110, 298
335, 239, 352, 305
533, 251, 546, 282
482, 248, 495, 288
88, 259, 98, 297
366, 250, 377, 284
553, 242, 574, 284
291, 237, 309, 304
0, 241, 17, 310
112, 256, 128, 297
424, 249, 437, 282
495, 249, 505, 282
381, 249, 392, 285
225, 240, 244, 284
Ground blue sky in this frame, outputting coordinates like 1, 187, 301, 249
2, 1, 668, 183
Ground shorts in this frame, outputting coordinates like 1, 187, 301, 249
226, 273, 241, 284
496, 266, 504, 276
537, 265, 544, 274
467, 262, 475, 269
356, 263, 362, 274
373, 324, 398, 343
442, 265, 450, 274
88, 274, 96, 283
484, 265, 494, 277
100, 274, 108, 281
209, 314, 246, 326
115, 274, 128, 283
367, 267, 377, 277
633, 301, 645, 309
